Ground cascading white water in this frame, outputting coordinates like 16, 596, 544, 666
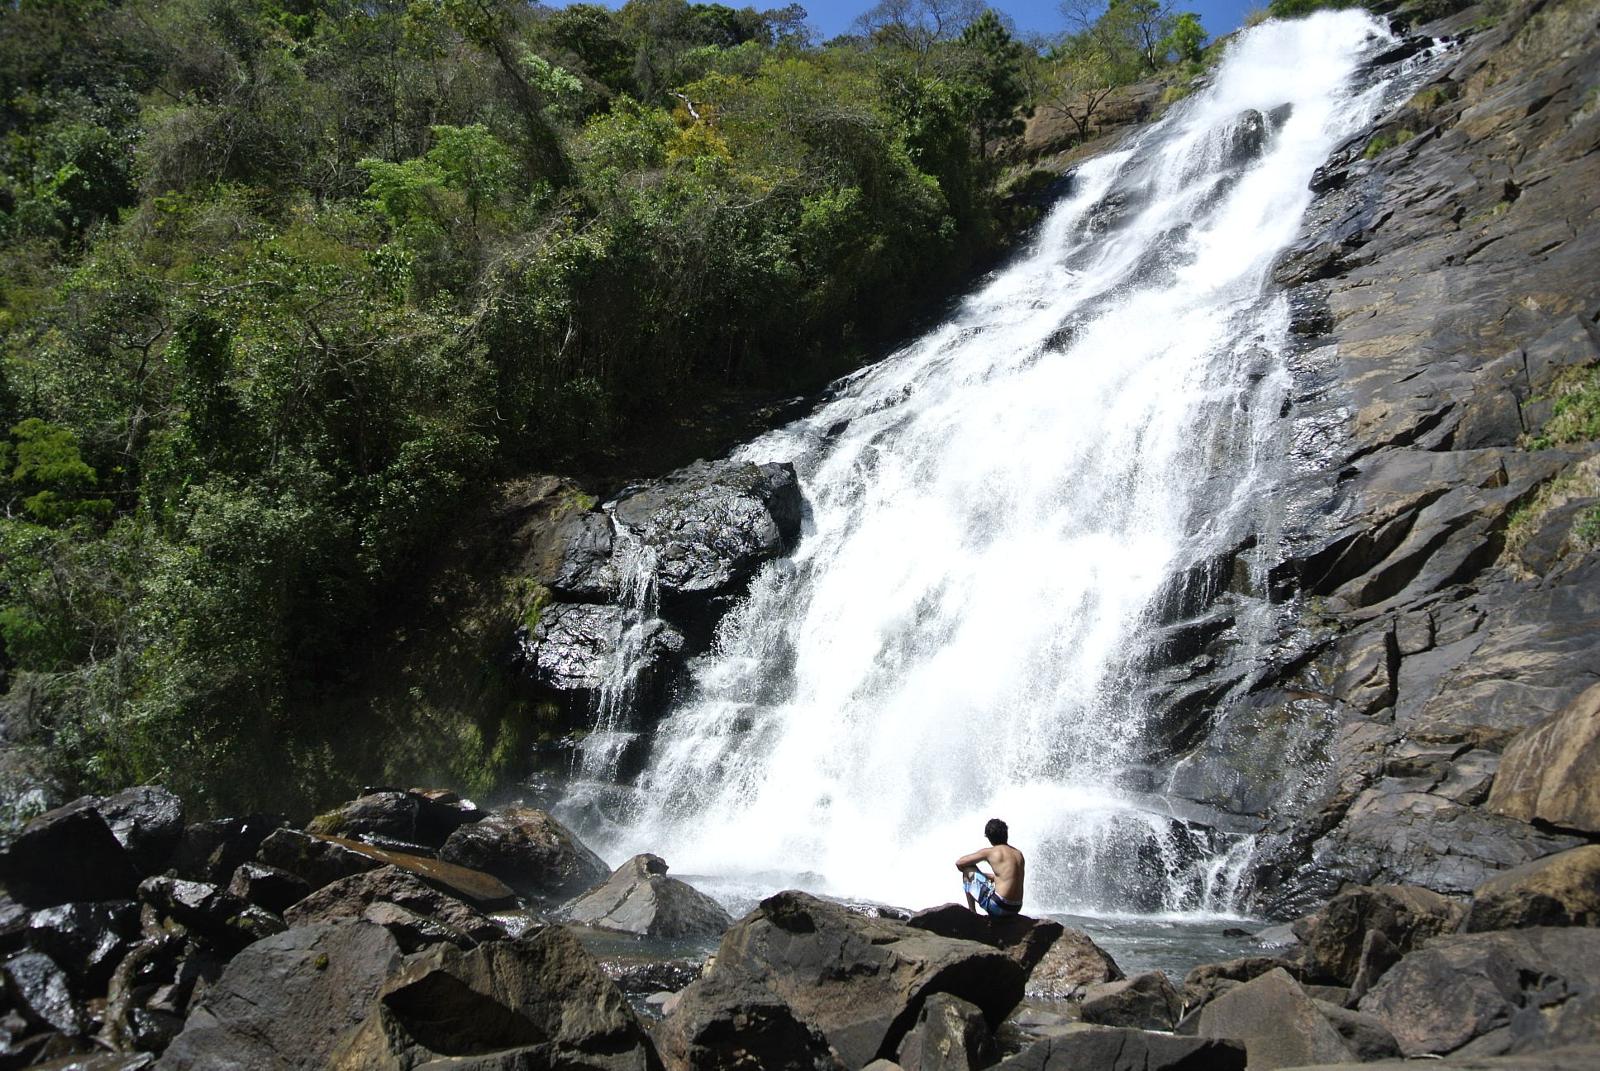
564, 12, 1407, 917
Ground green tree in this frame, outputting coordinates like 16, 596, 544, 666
954, 9, 1031, 153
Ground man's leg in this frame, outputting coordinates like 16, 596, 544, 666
961, 868, 977, 911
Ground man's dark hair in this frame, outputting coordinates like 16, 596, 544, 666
984, 818, 1008, 845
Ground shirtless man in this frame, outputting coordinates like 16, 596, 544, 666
955, 818, 1026, 916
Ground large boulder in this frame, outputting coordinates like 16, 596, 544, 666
566, 854, 733, 938
137, 877, 286, 954
1487, 681, 1600, 834
516, 602, 686, 707
679, 891, 1026, 1068
1080, 971, 1183, 1031
102, 933, 218, 1056
259, 828, 515, 907
895, 992, 997, 1071
327, 926, 657, 1071
94, 787, 185, 875
1023, 927, 1123, 999
906, 904, 1065, 974
1463, 845, 1600, 932
225, 863, 312, 916
1297, 884, 1464, 986
0, 802, 141, 907
24, 901, 140, 994
653, 972, 842, 1071
2, 950, 90, 1037
155, 922, 401, 1070
994, 1026, 1246, 1071
437, 806, 608, 900
283, 865, 503, 945
1198, 968, 1355, 1069
1313, 999, 1401, 1061
1360, 927, 1600, 1056
305, 789, 481, 851
611, 460, 803, 612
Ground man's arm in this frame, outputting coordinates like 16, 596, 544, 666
954, 847, 994, 871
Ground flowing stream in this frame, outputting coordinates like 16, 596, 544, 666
559, 12, 1421, 920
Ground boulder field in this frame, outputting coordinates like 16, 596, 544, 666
3, 782, 1599, 1070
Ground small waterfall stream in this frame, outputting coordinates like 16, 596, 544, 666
557, 12, 1424, 918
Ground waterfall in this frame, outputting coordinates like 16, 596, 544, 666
561, 12, 1415, 917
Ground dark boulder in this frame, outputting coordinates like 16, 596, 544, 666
1359, 927, 1600, 1057
516, 602, 686, 707
2, 951, 88, 1037
437, 806, 608, 901
1463, 845, 1600, 931
225, 863, 312, 916
612, 459, 803, 612
1313, 1000, 1401, 1061
0, 802, 140, 907
994, 1027, 1245, 1071
24, 1056, 156, 1070
1024, 928, 1123, 999
24, 901, 139, 994
102, 934, 211, 1056
255, 828, 380, 890
906, 904, 1064, 974
350, 901, 476, 954
1198, 968, 1355, 1068
155, 922, 401, 1070
541, 508, 619, 600
94, 787, 185, 876
1487, 681, 1600, 834
170, 815, 286, 885
1080, 971, 1183, 1031
305, 789, 481, 851
1224, 109, 1269, 166
683, 890, 1025, 1068
654, 972, 842, 1071
137, 878, 285, 954
328, 926, 657, 1071
282, 865, 503, 944
566, 854, 732, 939
604, 957, 703, 996
895, 992, 996, 1071
1297, 884, 1464, 986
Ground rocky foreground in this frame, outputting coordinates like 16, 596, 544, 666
2, 784, 1598, 1070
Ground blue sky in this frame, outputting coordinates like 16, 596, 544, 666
561, 2, 1261, 44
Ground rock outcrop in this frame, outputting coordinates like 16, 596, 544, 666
565, 853, 733, 938
1485, 680, 1600, 833
436, 805, 609, 901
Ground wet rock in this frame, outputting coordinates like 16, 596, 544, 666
541, 509, 619, 600
895, 992, 996, 1071
283, 865, 502, 944
1297, 884, 1464, 986
1225, 109, 1269, 166
604, 957, 702, 995
2, 951, 88, 1037
170, 815, 286, 885
566, 853, 733, 938
906, 904, 1065, 974
24, 901, 139, 994
612, 459, 803, 614
437, 806, 608, 901
94, 787, 185, 876
1463, 845, 1600, 931
1023, 927, 1123, 999
682, 890, 1026, 1068
328, 926, 657, 1071
1313, 999, 1401, 1061
1487, 681, 1600, 834
156, 922, 401, 1070
137, 877, 285, 954
1359, 927, 1600, 1056
1198, 968, 1354, 1068
0, 802, 141, 907
516, 602, 687, 713
654, 972, 843, 1071
1080, 971, 1183, 1031
102, 934, 207, 1056
994, 1026, 1245, 1071
225, 863, 311, 916
26, 1056, 156, 1070
305, 789, 481, 850
258, 828, 514, 907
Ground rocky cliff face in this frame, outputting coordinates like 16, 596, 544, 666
1156, 0, 1600, 912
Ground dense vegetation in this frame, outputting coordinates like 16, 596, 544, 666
0, 0, 1231, 818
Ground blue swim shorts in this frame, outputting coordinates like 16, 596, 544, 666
964, 870, 1022, 917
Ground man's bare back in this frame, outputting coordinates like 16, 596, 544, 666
955, 818, 1026, 915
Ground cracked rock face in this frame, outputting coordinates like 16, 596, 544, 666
1143, 0, 1600, 914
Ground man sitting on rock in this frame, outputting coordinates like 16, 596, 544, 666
955, 818, 1026, 916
